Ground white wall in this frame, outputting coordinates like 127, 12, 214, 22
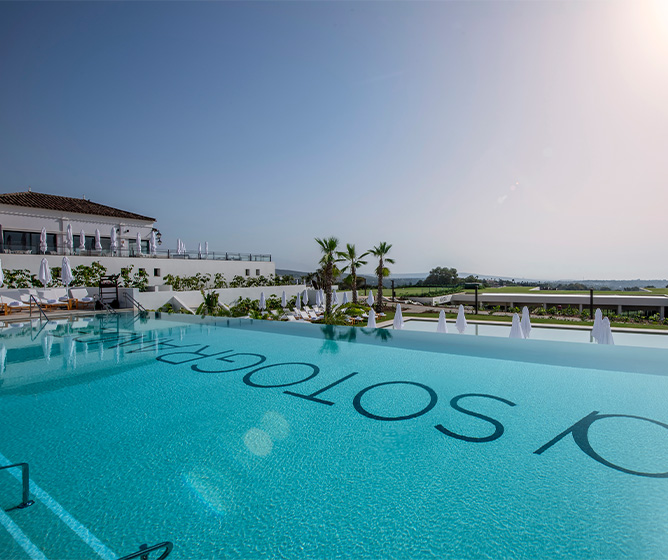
0, 253, 276, 286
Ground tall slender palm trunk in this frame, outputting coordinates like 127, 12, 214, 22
351, 265, 358, 304
376, 257, 383, 313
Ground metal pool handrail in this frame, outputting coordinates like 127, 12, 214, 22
29, 295, 49, 323
94, 295, 117, 315
123, 292, 146, 313
118, 541, 173, 560
0, 462, 35, 509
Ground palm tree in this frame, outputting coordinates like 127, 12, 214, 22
315, 236, 340, 315
337, 243, 368, 304
369, 242, 395, 314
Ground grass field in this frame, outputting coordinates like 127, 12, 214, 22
383, 285, 668, 298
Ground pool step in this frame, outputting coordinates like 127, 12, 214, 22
0, 460, 173, 560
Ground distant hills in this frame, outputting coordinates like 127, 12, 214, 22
277, 269, 667, 290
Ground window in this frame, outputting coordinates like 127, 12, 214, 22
256, 269, 260, 276
245, 269, 250, 276
154, 268, 161, 277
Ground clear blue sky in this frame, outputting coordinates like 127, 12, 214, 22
1, 1, 667, 279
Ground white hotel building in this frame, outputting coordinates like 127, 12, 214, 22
0, 190, 275, 286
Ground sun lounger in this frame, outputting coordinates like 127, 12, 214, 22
37, 290, 70, 310
69, 288, 95, 309
0, 296, 30, 314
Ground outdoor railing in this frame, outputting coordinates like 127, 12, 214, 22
0, 246, 271, 262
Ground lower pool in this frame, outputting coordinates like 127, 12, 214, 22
398, 318, 668, 349
1, 314, 667, 559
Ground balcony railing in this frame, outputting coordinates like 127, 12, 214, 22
0, 245, 271, 262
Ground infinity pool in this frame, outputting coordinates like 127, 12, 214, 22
1, 314, 667, 559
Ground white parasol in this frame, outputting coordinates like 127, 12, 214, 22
437, 309, 448, 333
38, 258, 51, 287
456, 305, 467, 334
509, 313, 525, 339
393, 304, 405, 330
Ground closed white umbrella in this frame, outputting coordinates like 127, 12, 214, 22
520, 306, 532, 339
149, 230, 157, 256
79, 230, 86, 251
296, 293, 301, 310
367, 291, 374, 307
38, 258, 51, 287
198, 243, 202, 258
61, 257, 73, 287
0, 257, 4, 288
181, 241, 186, 254
136, 232, 142, 256
94, 229, 102, 251
176, 238, 182, 255
319, 289, 325, 306
332, 290, 339, 305
205, 241, 209, 257
393, 304, 405, 330
456, 305, 467, 334
509, 313, 525, 338
281, 291, 287, 308
66, 224, 73, 254
302, 290, 308, 306
314, 290, 321, 307
598, 317, 615, 345
110, 227, 117, 255
42, 335, 53, 362
40, 227, 47, 254
592, 309, 603, 342
342, 292, 349, 305
367, 308, 377, 328
259, 292, 266, 311
437, 309, 448, 333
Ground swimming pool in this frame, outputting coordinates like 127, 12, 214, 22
399, 318, 668, 349
1, 314, 667, 559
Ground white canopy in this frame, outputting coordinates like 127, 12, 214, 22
342, 292, 349, 305
281, 291, 287, 308
367, 291, 374, 307
94, 229, 102, 251
136, 233, 142, 256
38, 258, 51, 287
520, 306, 532, 339
509, 313, 525, 339
110, 227, 117, 254
367, 308, 377, 328
259, 292, 266, 311
66, 224, 74, 253
79, 230, 86, 251
61, 256, 74, 287
598, 317, 615, 345
393, 304, 405, 330
40, 227, 47, 254
592, 309, 603, 342
456, 305, 467, 334
437, 309, 448, 333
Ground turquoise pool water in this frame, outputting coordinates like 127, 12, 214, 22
1, 314, 667, 559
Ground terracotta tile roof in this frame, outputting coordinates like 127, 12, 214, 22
0, 191, 155, 222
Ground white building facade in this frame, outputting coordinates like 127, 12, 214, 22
0, 190, 275, 286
